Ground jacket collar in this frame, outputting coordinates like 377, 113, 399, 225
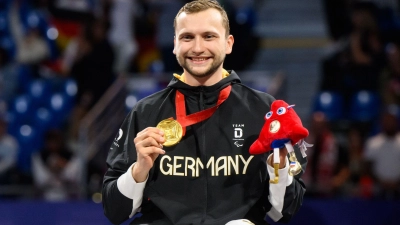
167, 70, 241, 93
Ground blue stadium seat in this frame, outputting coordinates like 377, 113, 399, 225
33, 107, 55, 135
47, 92, 72, 126
62, 78, 77, 104
9, 94, 35, 124
4, 110, 19, 136
15, 124, 41, 173
17, 65, 34, 92
313, 91, 344, 121
28, 79, 53, 107
349, 90, 380, 122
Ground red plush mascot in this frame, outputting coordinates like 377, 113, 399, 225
249, 100, 312, 183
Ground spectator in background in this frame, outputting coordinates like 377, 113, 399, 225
320, 1, 385, 106
304, 111, 349, 197
0, 116, 19, 185
66, 17, 115, 106
322, 0, 352, 42
31, 129, 82, 201
9, 1, 50, 67
345, 127, 365, 194
152, 0, 184, 74
380, 39, 400, 106
363, 105, 400, 200
62, 17, 115, 141
222, 0, 260, 71
0, 47, 19, 103
107, 0, 138, 75
340, 126, 376, 199
129, 0, 159, 73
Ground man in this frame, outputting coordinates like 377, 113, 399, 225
102, 1, 306, 224
363, 106, 400, 199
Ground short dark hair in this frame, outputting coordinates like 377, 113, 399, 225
174, 0, 230, 37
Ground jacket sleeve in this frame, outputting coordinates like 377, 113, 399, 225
102, 109, 142, 224
265, 148, 307, 223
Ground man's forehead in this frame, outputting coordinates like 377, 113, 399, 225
175, 9, 224, 33
177, 8, 223, 23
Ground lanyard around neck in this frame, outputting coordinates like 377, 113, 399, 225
175, 85, 231, 136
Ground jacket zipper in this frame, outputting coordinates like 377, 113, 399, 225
199, 86, 208, 223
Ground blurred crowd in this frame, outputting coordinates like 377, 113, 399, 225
0, 0, 261, 201
309, 0, 400, 200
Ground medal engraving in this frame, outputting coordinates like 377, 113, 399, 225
156, 118, 183, 147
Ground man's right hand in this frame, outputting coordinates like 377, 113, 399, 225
132, 127, 166, 182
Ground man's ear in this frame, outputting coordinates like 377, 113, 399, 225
226, 35, 234, 54
173, 36, 176, 55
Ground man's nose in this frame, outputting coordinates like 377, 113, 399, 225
192, 37, 205, 53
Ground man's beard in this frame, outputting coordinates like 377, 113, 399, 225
177, 55, 225, 78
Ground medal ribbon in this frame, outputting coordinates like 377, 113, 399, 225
176, 85, 231, 136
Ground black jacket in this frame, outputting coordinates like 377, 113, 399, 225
102, 71, 306, 225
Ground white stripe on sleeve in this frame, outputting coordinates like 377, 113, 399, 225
117, 163, 148, 218
266, 156, 293, 221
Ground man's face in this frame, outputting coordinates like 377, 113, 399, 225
173, 8, 233, 79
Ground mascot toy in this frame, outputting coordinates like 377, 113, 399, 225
249, 100, 312, 184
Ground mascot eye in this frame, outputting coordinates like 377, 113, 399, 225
265, 111, 273, 119
277, 107, 287, 115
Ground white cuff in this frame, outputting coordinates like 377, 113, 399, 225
117, 163, 148, 199
117, 163, 148, 218
266, 155, 293, 222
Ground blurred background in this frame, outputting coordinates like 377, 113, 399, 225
0, 0, 400, 224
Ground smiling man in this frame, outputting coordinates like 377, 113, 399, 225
102, 1, 306, 224
173, 5, 233, 85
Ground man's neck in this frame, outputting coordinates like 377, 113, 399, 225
175, 68, 230, 86
184, 68, 225, 86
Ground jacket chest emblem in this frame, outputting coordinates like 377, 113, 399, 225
232, 124, 245, 147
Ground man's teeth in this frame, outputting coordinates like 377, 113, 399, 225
192, 58, 207, 61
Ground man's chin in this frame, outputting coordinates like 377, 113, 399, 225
185, 67, 213, 78
181, 60, 222, 78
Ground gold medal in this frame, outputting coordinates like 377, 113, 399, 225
156, 118, 183, 147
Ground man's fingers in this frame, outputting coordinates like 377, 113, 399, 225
136, 136, 165, 155
137, 144, 165, 158
134, 127, 166, 161
137, 127, 164, 137
135, 128, 165, 145
142, 136, 163, 148
141, 146, 166, 156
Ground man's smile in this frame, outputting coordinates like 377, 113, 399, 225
187, 57, 212, 64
